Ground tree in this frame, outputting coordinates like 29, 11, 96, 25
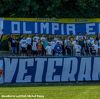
0, 0, 100, 18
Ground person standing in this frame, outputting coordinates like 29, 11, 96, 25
78, 37, 85, 56
37, 40, 43, 56
20, 37, 27, 56
26, 36, 32, 56
54, 42, 62, 56
45, 42, 53, 56
32, 39, 37, 56
8, 35, 17, 55
33, 34, 39, 42
42, 39, 48, 56
74, 41, 81, 56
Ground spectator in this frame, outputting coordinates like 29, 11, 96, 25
20, 37, 27, 56
33, 34, 39, 42
51, 40, 56, 56
4, 33, 100, 57
0, 34, 3, 47
62, 41, 66, 56
74, 41, 81, 56
93, 42, 98, 55
32, 39, 37, 56
54, 42, 62, 56
37, 40, 43, 56
26, 36, 32, 55
16, 37, 20, 54
84, 39, 90, 56
42, 39, 48, 56
98, 39, 100, 55
78, 37, 85, 56
45, 42, 53, 56
8, 35, 17, 55
40, 35, 46, 41
65, 39, 72, 56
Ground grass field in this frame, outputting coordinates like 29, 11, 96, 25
0, 83, 100, 99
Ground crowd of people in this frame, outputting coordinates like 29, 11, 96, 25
8, 34, 100, 56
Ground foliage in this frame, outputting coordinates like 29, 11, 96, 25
0, 0, 99, 18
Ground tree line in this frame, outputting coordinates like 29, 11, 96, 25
0, 0, 99, 18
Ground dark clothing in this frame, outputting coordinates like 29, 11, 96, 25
79, 40, 85, 55
62, 44, 65, 55
21, 47, 27, 53
16, 38, 20, 54
96, 36, 99, 41
32, 50, 37, 56
42, 45, 46, 56
85, 45, 90, 55
66, 46, 72, 55
9, 38, 16, 47
79, 40, 85, 47
27, 44, 32, 50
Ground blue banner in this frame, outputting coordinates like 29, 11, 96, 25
0, 56, 100, 83
3, 20, 100, 35
0, 18, 3, 35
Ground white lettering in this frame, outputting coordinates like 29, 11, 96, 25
92, 58, 100, 80
23, 22, 32, 34
78, 58, 91, 81
5, 58, 18, 83
34, 58, 47, 82
16, 59, 34, 82
61, 58, 78, 81
40, 23, 49, 34
46, 58, 62, 82
86, 23, 95, 34
35, 22, 38, 34
67, 24, 75, 35
52, 23, 59, 34
61, 24, 64, 35
11, 22, 20, 34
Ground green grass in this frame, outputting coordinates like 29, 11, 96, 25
0, 83, 100, 99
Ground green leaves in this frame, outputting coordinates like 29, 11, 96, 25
0, 0, 100, 17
